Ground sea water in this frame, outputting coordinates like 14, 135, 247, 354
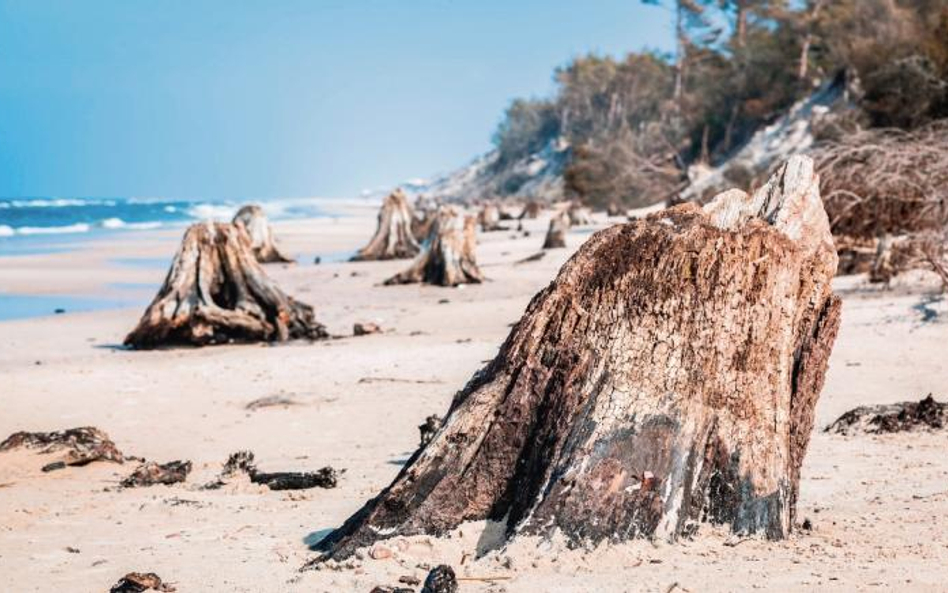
0, 196, 331, 250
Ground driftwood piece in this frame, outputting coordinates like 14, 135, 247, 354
542, 212, 570, 249
826, 394, 947, 435
0, 427, 123, 467
120, 460, 192, 488
204, 451, 338, 491
109, 572, 175, 593
315, 156, 841, 560
233, 205, 293, 263
353, 322, 383, 336
385, 208, 484, 287
125, 222, 327, 349
352, 189, 421, 261
478, 204, 506, 232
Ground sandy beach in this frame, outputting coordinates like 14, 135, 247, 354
1, 206, 947, 592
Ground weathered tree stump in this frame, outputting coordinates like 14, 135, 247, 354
478, 203, 505, 232
125, 222, 327, 349
316, 156, 841, 559
542, 211, 570, 249
567, 201, 595, 226
352, 189, 421, 261
232, 205, 293, 263
519, 200, 542, 219
385, 208, 484, 287
607, 201, 626, 217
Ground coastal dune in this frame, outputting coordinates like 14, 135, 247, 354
1, 207, 948, 591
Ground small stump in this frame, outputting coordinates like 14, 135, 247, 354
233, 204, 293, 263
352, 189, 420, 261
385, 208, 484, 287
542, 211, 570, 249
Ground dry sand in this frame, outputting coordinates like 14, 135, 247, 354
1, 205, 947, 592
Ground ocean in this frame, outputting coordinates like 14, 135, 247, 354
0, 196, 331, 245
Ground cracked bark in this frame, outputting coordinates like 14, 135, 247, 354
317, 156, 841, 560
125, 222, 327, 348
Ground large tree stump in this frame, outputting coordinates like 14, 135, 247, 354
542, 211, 570, 249
125, 222, 327, 348
352, 189, 421, 261
385, 208, 484, 287
317, 156, 841, 559
232, 204, 293, 263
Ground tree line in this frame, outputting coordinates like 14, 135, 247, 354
491, 0, 948, 208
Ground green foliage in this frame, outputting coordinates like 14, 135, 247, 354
492, 99, 559, 168
491, 0, 948, 206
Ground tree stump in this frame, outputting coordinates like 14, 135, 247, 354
232, 205, 293, 263
519, 200, 542, 219
567, 201, 594, 226
352, 189, 421, 261
125, 222, 327, 348
542, 211, 570, 249
478, 204, 505, 232
385, 208, 484, 287
316, 156, 841, 559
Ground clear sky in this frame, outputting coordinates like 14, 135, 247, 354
0, 1, 674, 199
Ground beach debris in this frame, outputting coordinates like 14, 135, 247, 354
369, 587, 413, 593
566, 201, 594, 226
109, 572, 175, 593
369, 544, 393, 560
352, 189, 421, 261
418, 415, 442, 448
353, 322, 383, 336
124, 222, 328, 349
205, 451, 339, 491
385, 207, 484, 287
232, 204, 294, 263
542, 211, 570, 249
313, 156, 842, 560
421, 565, 458, 593
478, 203, 506, 232
120, 460, 192, 488
497, 206, 516, 221
0, 427, 124, 468
826, 394, 947, 435
399, 575, 422, 586
515, 251, 546, 264
519, 200, 542, 219
252, 468, 338, 490
245, 395, 299, 410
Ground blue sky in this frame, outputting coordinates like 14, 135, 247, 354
0, 1, 674, 199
